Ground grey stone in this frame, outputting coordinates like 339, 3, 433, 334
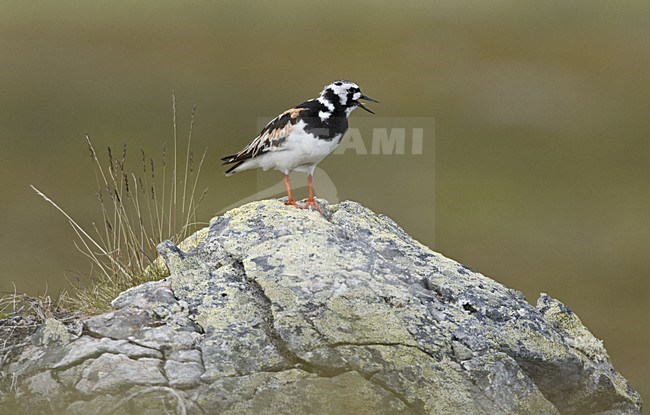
65, 395, 120, 415
1, 199, 642, 415
12, 370, 65, 413
98, 279, 205, 355
65, 386, 196, 415
75, 353, 167, 394
198, 369, 413, 415
127, 324, 201, 351
48, 336, 163, 369
111, 279, 175, 311
23, 370, 61, 398
57, 359, 93, 388
84, 307, 154, 340
164, 359, 204, 388
168, 349, 202, 363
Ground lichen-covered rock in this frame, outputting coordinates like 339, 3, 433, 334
0, 199, 642, 415
31, 318, 79, 347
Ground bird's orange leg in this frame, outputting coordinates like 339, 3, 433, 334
284, 175, 299, 207
302, 174, 324, 214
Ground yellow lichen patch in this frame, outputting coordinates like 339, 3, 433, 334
317, 293, 417, 346
540, 296, 608, 361
502, 322, 572, 361
195, 288, 261, 333
219, 199, 330, 230
334, 344, 490, 413
178, 226, 210, 251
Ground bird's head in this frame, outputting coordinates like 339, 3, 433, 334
320, 80, 378, 115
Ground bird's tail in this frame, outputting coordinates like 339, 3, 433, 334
221, 154, 239, 164
221, 154, 246, 176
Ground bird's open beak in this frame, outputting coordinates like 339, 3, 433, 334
357, 94, 379, 114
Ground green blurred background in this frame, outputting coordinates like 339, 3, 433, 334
1, 0, 648, 402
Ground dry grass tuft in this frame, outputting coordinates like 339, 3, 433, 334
0, 289, 73, 373
0, 289, 75, 347
30, 94, 209, 314
0, 289, 77, 405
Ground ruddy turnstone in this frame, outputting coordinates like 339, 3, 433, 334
221, 80, 377, 213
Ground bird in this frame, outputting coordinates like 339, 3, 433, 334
221, 80, 378, 213
221, 80, 379, 213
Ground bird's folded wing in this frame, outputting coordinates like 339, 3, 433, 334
222, 107, 308, 163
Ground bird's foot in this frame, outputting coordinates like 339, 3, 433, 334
298, 198, 325, 215
285, 198, 300, 207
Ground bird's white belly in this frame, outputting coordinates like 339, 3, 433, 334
256, 129, 341, 175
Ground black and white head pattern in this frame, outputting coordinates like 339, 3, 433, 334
317, 80, 364, 118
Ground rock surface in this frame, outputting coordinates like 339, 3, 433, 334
0, 199, 643, 415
